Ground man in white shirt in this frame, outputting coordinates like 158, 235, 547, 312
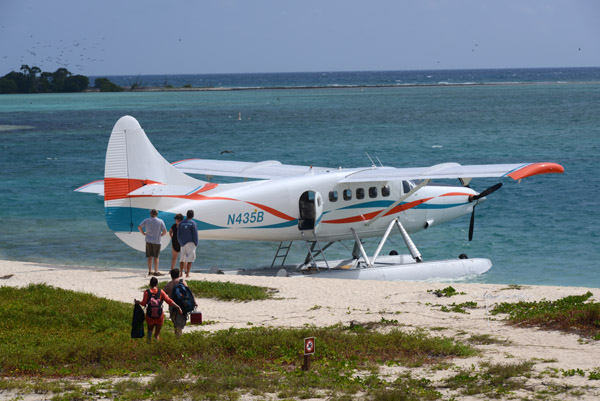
138, 209, 167, 276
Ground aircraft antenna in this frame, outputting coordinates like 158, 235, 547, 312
365, 152, 376, 168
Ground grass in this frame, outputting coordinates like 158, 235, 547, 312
443, 361, 535, 397
154, 279, 274, 302
0, 284, 478, 400
490, 291, 600, 339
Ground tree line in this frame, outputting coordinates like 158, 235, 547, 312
0, 65, 122, 93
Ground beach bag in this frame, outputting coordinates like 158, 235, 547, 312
146, 289, 163, 319
190, 310, 202, 325
172, 279, 196, 314
131, 303, 145, 338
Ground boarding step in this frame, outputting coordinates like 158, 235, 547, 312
271, 241, 293, 267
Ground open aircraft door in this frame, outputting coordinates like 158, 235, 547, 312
298, 191, 323, 233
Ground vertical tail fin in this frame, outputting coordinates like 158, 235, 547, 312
104, 116, 201, 234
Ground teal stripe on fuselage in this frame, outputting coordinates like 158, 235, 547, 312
105, 206, 297, 232
335, 200, 393, 210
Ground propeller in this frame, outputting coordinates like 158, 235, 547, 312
468, 183, 502, 241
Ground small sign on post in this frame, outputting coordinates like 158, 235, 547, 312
302, 337, 315, 371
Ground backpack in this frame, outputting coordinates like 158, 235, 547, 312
146, 289, 163, 319
171, 279, 195, 314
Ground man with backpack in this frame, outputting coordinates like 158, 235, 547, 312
178, 209, 198, 278
163, 268, 197, 338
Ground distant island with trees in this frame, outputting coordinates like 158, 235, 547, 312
0, 65, 123, 93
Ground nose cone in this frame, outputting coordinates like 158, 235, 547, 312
475, 193, 487, 204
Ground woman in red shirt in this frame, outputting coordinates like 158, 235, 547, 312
137, 276, 182, 342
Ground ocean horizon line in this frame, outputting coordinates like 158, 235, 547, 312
88, 65, 600, 78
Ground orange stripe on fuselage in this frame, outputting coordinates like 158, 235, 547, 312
440, 192, 472, 197
323, 197, 434, 224
194, 183, 219, 193
246, 202, 296, 221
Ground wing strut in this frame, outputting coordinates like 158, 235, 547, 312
371, 218, 423, 265
351, 228, 372, 267
300, 231, 331, 270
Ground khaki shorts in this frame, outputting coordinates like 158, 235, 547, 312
145, 242, 161, 258
180, 242, 196, 263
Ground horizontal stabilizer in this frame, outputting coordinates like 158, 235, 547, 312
74, 180, 104, 195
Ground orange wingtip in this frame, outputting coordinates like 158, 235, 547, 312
507, 162, 564, 180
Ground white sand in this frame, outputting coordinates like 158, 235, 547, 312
2, 259, 600, 399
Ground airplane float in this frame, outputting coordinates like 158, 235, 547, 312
76, 116, 564, 281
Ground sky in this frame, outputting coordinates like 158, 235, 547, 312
1, 0, 599, 76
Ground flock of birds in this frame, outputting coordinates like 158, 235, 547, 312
1, 26, 107, 74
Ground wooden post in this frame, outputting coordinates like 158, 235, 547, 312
302, 354, 311, 371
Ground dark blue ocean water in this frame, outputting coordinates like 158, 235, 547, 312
1, 68, 599, 286
92, 67, 600, 89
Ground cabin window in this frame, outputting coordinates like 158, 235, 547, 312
356, 188, 365, 199
382, 185, 390, 197
329, 190, 338, 202
402, 180, 411, 194
343, 188, 352, 201
369, 186, 378, 198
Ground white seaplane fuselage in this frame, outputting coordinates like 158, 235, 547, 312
121, 172, 476, 243
77, 116, 564, 280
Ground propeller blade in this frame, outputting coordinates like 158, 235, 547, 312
468, 207, 475, 241
467, 183, 501, 241
470, 182, 502, 202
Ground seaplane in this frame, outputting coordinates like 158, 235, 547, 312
76, 116, 564, 281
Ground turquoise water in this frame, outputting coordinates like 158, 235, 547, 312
1, 71, 599, 286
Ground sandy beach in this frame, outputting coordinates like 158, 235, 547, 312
2, 259, 600, 399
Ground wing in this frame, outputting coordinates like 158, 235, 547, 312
172, 159, 332, 179
74, 161, 564, 196
340, 162, 564, 183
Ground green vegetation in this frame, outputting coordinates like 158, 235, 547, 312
562, 368, 585, 377
0, 284, 479, 400
443, 361, 535, 397
94, 77, 123, 92
428, 286, 465, 297
439, 301, 478, 314
0, 65, 89, 93
491, 291, 600, 339
154, 279, 274, 302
